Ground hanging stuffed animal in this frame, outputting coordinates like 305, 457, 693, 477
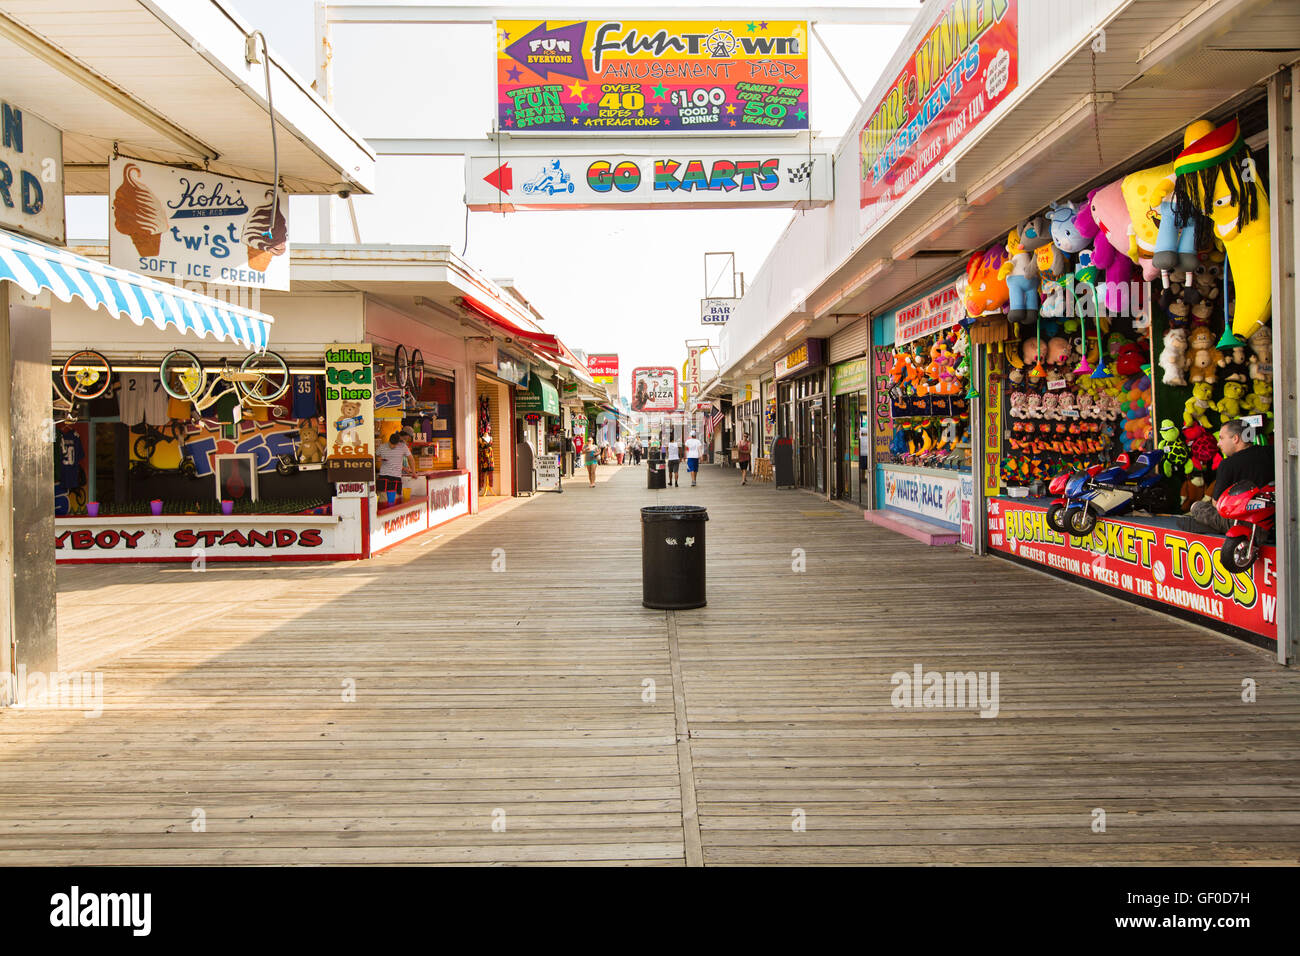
997, 218, 1051, 324
1159, 328, 1189, 386
1247, 324, 1272, 382
1186, 326, 1222, 384
1216, 344, 1250, 384
1182, 422, 1222, 471
1216, 381, 1248, 419
1173, 117, 1271, 339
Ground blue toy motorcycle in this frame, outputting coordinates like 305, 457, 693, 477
1059, 449, 1165, 535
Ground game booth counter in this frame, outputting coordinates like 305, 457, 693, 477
47, 248, 533, 563
870, 273, 976, 547
965, 103, 1283, 649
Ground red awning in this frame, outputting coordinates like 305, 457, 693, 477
459, 296, 561, 352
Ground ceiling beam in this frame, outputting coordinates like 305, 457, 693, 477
326, 5, 918, 25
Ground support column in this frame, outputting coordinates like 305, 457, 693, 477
1, 286, 56, 703
1268, 69, 1297, 665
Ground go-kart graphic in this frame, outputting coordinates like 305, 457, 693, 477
522, 160, 574, 195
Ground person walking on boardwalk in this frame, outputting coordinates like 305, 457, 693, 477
737, 431, 752, 486
685, 430, 703, 487
584, 437, 600, 486
665, 435, 681, 487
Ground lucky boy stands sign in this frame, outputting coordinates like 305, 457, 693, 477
990, 499, 1278, 643
109, 157, 289, 291
859, 0, 1018, 236
496, 19, 809, 134
325, 345, 376, 483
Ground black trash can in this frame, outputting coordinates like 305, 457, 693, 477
641, 505, 708, 609
647, 458, 666, 490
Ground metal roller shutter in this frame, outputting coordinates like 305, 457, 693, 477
827, 317, 869, 364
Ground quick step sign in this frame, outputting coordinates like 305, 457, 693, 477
467, 151, 831, 210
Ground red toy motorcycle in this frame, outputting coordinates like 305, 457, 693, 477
1215, 481, 1275, 572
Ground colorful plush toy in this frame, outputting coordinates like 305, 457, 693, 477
1121, 159, 1179, 281
1186, 326, 1222, 384
1115, 342, 1147, 377
1181, 475, 1206, 509
1216, 345, 1250, 384
1048, 200, 1090, 254
1157, 419, 1193, 477
963, 245, 1010, 317
1183, 382, 1215, 429
1216, 380, 1247, 419
1182, 422, 1222, 471
998, 217, 1052, 324
1247, 324, 1272, 382
1153, 196, 1200, 291
1173, 118, 1271, 338
1159, 328, 1189, 386
1074, 190, 1136, 314
1243, 378, 1272, 419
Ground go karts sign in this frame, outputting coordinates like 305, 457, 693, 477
467, 151, 831, 210
988, 499, 1278, 644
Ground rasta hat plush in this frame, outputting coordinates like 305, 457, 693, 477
1173, 117, 1260, 234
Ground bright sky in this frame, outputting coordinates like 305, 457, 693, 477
67, 0, 911, 400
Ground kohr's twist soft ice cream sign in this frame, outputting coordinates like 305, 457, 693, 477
109, 156, 289, 291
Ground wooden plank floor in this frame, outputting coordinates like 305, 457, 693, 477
1, 463, 1298, 865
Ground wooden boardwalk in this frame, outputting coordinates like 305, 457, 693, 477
2, 463, 1298, 865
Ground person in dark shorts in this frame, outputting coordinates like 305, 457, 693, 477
376, 430, 414, 500
1181, 419, 1274, 534
665, 437, 681, 487
737, 432, 752, 485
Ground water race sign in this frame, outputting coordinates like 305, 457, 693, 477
858, 0, 1018, 235
467, 150, 830, 210
108, 157, 289, 291
495, 19, 809, 134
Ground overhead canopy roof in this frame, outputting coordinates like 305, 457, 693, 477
0, 0, 375, 195
2, 229, 272, 350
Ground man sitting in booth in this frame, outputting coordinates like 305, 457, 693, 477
1180, 419, 1274, 535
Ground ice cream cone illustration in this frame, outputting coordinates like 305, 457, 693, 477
243, 189, 287, 273
112, 163, 166, 257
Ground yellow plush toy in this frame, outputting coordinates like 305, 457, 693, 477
1215, 381, 1246, 419
1173, 118, 1271, 338
1183, 382, 1214, 429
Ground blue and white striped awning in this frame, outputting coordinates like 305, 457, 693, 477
0, 229, 272, 352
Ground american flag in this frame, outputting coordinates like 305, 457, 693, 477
704, 407, 724, 438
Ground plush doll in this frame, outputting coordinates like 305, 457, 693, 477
1189, 299, 1216, 327
1173, 117, 1271, 338
1122, 159, 1180, 281
1153, 196, 1200, 291
1159, 283, 1194, 328
1186, 326, 1222, 384
1243, 378, 1272, 418
1040, 392, 1060, 421
1115, 342, 1147, 377
1182, 382, 1215, 428
1181, 475, 1207, 509
1247, 324, 1272, 382
297, 420, 326, 463
1074, 189, 1136, 312
1056, 392, 1077, 420
1048, 200, 1090, 254
1191, 252, 1223, 304
1182, 422, 1222, 471
1076, 392, 1097, 419
963, 245, 1010, 317
1157, 420, 1193, 477
998, 217, 1052, 324
1216, 380, 1247, 419
1216, 345, 1249, 384
1008, 392, 1028, 419
1023, 393, 1043, 420
1159, 328, 1189, 386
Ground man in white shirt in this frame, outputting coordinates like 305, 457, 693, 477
684, 430, 703, 486
614, 438, 626, 464
665, 435, 681, 487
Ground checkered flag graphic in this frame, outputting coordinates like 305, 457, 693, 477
787, 159, 815, 183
